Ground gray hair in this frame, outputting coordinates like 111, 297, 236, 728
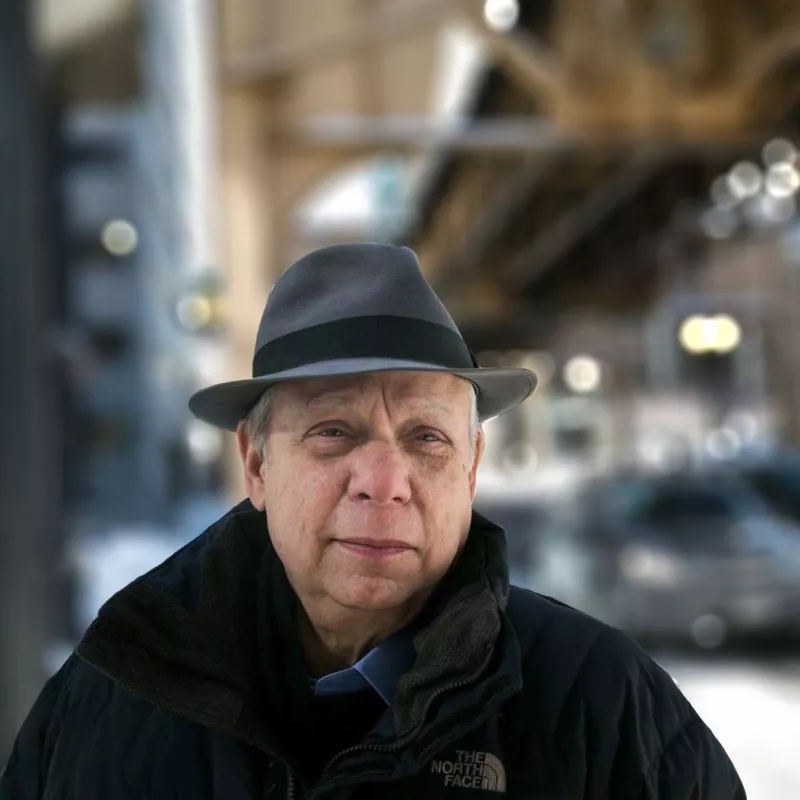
245, 381, 481, 459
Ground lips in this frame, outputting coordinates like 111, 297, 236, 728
339, 538, 412, 549
336, 539, 414, 557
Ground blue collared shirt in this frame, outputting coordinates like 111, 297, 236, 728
312, 625, 418, 705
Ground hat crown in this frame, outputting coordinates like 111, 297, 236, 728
255, 243, 460, 354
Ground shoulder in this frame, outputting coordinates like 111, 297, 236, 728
50, 656, 208, 778
503, 588, 699, 788
48, 653, 201, 751
502, 588, 744, 798
506, 585, 690, 724
56, 653, 166, 727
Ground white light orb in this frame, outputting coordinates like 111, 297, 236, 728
563, 355, 602, 394
176, 295, 213, 331
762, 138, 797, 167
765, 162, 800, 199
713, 314, 742, 353
726, 162, 763, 200
484, 0, 519, 32
101, 220, 138, 256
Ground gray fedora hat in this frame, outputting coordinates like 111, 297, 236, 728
189, 243, 537, 430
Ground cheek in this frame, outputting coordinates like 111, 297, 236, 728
419, 461, 475, 537
262, 465, 343, 553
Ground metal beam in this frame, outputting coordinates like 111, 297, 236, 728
457, 15, 565, 100
283, 115, 572, 154
501, 154, 669, 288
439, 157, 552, 288
741, 27, 800, 83
226, 0, 464, 84
281, 114, 762, 156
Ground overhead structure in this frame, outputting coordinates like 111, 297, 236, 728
399, 0, 800, 344
212, 0, 800, 460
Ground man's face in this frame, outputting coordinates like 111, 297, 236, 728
238, 371, 483, 616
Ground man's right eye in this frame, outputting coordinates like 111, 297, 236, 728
316, 428, 345, 438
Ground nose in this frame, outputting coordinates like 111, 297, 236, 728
347, 442, 412, 506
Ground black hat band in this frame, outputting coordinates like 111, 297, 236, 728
252, 315, 475, 377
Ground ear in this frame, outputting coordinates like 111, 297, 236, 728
468, 429, 485, 501
236, 421, 267, 511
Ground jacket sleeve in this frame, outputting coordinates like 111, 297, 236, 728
640, 715, 747, 800
0, 656, 76, 800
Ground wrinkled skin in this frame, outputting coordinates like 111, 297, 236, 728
236, 371, 483, 671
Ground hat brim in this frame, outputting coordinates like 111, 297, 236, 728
188, 358, 537, 431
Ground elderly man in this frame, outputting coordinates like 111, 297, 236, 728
2, 244, 744, 799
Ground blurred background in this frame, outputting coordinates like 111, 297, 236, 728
2, 0, 800, 794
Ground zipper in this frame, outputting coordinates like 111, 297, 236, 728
309, 646, 496, 797
286, 768, 296, 800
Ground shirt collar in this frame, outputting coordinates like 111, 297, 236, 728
312, 623, 418, 704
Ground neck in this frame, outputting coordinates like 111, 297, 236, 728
296, 597, 428, 677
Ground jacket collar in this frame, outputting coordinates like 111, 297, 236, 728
76, 500, 521, 756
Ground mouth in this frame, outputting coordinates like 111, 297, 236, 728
335, 539, 414, 558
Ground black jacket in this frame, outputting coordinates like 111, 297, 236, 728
1, 501, 746, 799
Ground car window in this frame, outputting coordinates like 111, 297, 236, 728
742, 466, 800, 519
625, 483, 740, 527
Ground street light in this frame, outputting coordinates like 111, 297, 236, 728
678, 314, 741, 355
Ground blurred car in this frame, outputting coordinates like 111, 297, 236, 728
540, 470, 800, 648
733, 451, 800, 528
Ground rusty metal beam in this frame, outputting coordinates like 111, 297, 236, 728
740, 26, 800, 90
281, 114, 762, 156
437, 156, 552, 289
282, 115, 571, 154
501, 154, 669, 289
226, 0, 464, 84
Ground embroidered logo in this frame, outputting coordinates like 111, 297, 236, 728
430, 750, 506, 792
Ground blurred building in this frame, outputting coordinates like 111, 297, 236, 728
0, 0, 223, 762
57, 0, 223, 534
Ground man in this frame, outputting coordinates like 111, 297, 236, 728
2, 244, 745, 799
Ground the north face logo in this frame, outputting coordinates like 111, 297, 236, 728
430, 750, 506, 792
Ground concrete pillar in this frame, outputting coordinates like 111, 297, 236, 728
0, 0, 61, 762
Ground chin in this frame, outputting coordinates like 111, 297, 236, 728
331, 576, 418, 612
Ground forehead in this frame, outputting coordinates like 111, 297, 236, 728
278, 371, 471, 411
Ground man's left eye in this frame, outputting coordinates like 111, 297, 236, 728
417, 432, 442, 443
